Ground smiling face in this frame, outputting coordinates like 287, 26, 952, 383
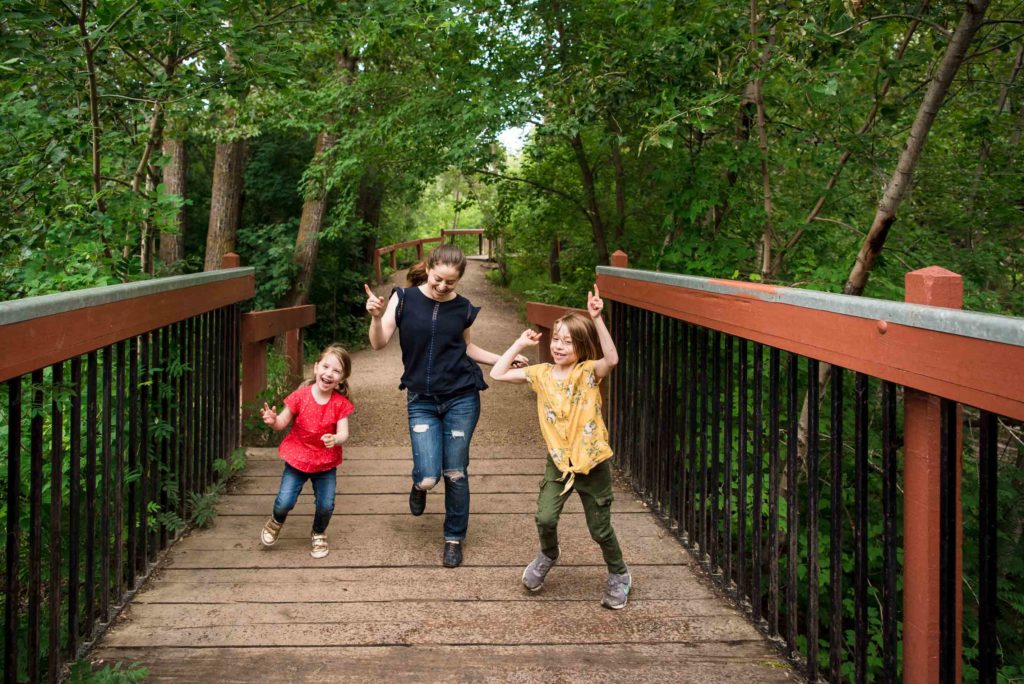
314, 352, 346, 393
550, 322, 580, 368
423, 264, 462, 301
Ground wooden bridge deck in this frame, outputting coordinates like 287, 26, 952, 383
91, 262, 795, 682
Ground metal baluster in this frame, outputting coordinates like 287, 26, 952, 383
711, 331, 721, 570
854, 373, 869, 683
48, 363, 64, 682
85, 352, 97, 640
127, 337, 138, 588
976, 410, 997, 683
687, 325, 699, 547
881, 381, 899, 682
699, 327, 709, 560
752, 343, 763, 622
768, 347, 780, 636
737, 338, 748, 596
101, 346, 112, 621
806, 358, 821, 681
68, 358, 81, 656
830, 367, 846, 681
115, 342, 125, 600
5, 377, 22, 684
158, 326, 168, 552
679, 323, 690, 535
724, 336, 734, 587
786, 353, 799, 656
28, 371, 44, 682
139, 333, 149, 574
939, 398, 958, 684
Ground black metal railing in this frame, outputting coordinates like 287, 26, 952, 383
1, 273, 248, 682
607, 301, 1022, 683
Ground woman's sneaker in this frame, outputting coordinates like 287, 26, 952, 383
601, 570, 632, 609
522, 548, 559, 591
409, 485, 427, 516
260, 517, 283, 546
442, 540, 463, 568
311, 533, 329, 559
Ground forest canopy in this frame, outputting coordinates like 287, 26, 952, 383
2, 0, 1022, 347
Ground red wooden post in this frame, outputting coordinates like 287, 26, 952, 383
416, 241, 424, 261
284, 329, 303, 384
390, 250, 397, 271
221, 252, 241, 269
374, 250, 383, 284
610, 250, 629, 268
903, 266, 963, 684
241, 341, 267, 414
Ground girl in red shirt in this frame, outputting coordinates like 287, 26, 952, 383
259, 344, 355, 558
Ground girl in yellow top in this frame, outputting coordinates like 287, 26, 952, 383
490, 285, 631, 609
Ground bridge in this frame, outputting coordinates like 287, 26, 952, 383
1, 245, 1021, 682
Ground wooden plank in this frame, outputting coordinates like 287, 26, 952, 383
240, 306, 316, 344
130, 565, 712, 604
92, 643, 793, 683
156, 513, 690, 568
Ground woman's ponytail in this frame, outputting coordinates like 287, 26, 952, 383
407, 261, 428, 286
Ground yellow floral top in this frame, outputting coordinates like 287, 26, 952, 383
522, 360, 613, 495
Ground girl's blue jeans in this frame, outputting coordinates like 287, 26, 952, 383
272, 462, 337, 535
407, 390, 480, 541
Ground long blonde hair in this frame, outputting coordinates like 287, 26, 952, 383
551, 312, 599, 363
303, 344, 352, 396
407, 244, 468, 286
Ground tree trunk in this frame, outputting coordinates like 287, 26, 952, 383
357, 171, 384, 267
796, 0, 991, 462
280, 131, 337, 307
549, 237, 561, 283
569, 132, 610, 264
842, 0, 990, 297
159, 137, 187, 266
769, 0, 930, 278
609, 134, 626, 240
749, 1, 774, 279
204, 138, 248, 271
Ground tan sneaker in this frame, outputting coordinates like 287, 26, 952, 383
311, 533, 329, 559
261, 517, 283, 546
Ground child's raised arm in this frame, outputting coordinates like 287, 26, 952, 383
261, 402, 295, 431
490, 329, 541, 384
588, 284, 619, 378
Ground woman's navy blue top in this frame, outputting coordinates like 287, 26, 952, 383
393, 286, 487, 396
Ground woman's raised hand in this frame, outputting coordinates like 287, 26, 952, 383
364, 283, 385, 318
587, 284, 604, 319
261, 402, 278, 426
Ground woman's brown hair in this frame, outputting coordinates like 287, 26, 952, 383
551, 312, 600, 363
406, 244, 468, 286
303, 344, 352, 396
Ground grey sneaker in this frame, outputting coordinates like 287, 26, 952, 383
521, 548, 559, 592
601, 570, 632, 609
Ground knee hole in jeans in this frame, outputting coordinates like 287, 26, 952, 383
417, 476, 438, 490
443, 469, 466, 482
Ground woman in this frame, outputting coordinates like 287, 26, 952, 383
364, 244, 525, 567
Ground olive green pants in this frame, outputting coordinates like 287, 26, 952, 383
535, 457, 627, 575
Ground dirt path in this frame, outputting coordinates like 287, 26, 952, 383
92, 258, 795, 682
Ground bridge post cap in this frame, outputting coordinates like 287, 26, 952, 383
610, 250, 629, 268
905, 266, 962, 307
221, 252, 241, 269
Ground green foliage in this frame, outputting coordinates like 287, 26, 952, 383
68, 660, 148, 684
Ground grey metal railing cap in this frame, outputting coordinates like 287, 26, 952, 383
597, 266, 1024, 348
0, 268, 255, 326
